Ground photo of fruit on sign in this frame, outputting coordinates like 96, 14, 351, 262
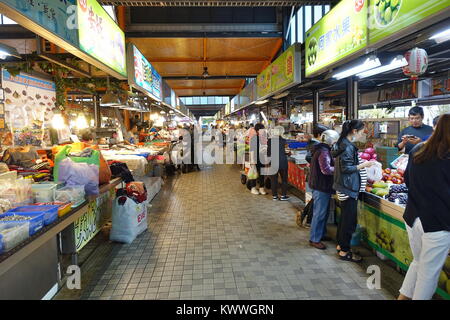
374, 0, 402, 27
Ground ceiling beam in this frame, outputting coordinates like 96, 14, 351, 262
164, 75, 256, 80
171, 86, 241, 90
149, 57, 270, 63
126, 31, 283, 38
100, 1, 333, 6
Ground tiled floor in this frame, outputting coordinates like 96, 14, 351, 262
55, 164, 397, 300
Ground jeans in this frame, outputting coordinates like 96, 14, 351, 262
337, 197, 358, 252
309, 189, 331, 243
270, 168, 288, 197
399, 218, 450, 300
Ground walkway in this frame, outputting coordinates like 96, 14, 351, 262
55, 164, 397, 300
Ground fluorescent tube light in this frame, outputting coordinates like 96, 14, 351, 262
255, 99, 268, 105
333, 56, 381, 80
356, 56, 408, 79
430, 28, 450, 40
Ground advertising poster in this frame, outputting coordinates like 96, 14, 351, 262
130, 44, 162, 101
1, 0, 79, 47
256, 66, 272, 100
2, 70, 55, 146
305, 0, 368, 77
77, 0, 126, 77
369, 0, 450, 46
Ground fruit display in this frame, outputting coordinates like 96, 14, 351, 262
382, 168, 404, 184
389, 183, 408, 194
359, 147, 378, 161
374, 0, 402, 27
387, 193, 408, 205
438, 255, 450, 294
375, 229, 395, 253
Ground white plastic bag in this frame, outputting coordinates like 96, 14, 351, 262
247, 165, 259, 180
366, 161, 383, 182
110, 196, 148, 244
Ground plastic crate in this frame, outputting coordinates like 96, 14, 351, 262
55, 186, 85, 208
6, 205, 59, 226
0, 212, 45, 236
287, 141, 307, 149
0, 222, 29, 254
31, 183, 57, 203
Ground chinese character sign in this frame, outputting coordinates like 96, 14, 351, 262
77, 0, 126, 77
305, 0, 368, 77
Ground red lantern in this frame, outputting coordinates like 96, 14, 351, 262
402, 48, 428, 80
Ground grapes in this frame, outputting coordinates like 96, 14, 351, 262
389, 183, 408, 195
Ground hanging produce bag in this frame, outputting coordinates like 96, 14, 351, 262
53, 144, 100, 182
247, 165, 259, 180
110, 196, 148, 244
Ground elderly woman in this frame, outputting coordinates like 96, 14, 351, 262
309, 130, 340, 250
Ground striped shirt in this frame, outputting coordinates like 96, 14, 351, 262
337, 156, 367, 201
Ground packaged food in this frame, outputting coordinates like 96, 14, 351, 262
391, 154, 409, 171
0, 222, 29, 254
55, 185, 85, 207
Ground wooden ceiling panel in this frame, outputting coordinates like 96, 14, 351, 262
129, 38, 204, 60
207, 38, 281, 61
166, 79, 244, 89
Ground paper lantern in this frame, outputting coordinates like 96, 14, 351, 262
402, 48, 428, 80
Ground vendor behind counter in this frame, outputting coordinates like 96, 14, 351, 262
397, 106, 433, 155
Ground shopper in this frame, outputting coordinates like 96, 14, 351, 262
305, 124, 329, 163
398, 113, 450, 300
397, 106, 433, 154
309, 130, 340, 250
267, 126, 289, 201
333, 120, 376, 262
249, 123, 267, 195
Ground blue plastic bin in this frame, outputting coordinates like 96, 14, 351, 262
0, 212, 45, 236
5, 205, 59, 226
287, 141, 307, 149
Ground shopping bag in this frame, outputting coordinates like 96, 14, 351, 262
57, 158, 99, 195
54, 144, 100, 182
110, 196, 148, 244
247, 165, 259, 180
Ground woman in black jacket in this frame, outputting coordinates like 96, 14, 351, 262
398, 114, 450, 300
333, 120, 376, 262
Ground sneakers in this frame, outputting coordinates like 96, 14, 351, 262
251, 187, 260, 195
279, 195, 290, 201
259, 188, 267, 195
272, 195, 279, 200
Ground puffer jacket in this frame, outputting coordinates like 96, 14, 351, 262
309, 143, 334, 193
332, 138, 361, 199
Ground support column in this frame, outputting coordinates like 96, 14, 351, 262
94, 95, 101, 128
312, 90, 319, 127
346, 77, 359, 120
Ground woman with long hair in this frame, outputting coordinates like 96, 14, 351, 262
333, 120, 376, 262
398, 113, 450, 300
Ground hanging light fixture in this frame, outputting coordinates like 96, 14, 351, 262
202, 67, 209, 78
100, 76, 121, 106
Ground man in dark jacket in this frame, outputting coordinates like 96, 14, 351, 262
308, 130, 339, 250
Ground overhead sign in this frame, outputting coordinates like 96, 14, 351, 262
239, 80, 256, 108
257, 43, 301, 99
127, 44, 162, 101
0, 0, 79, 47
305, 0, 368, 77
369, 0, 450, 46
77, 0, 127, 77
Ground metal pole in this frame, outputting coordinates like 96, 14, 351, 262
94, 95, 101, 128
346, 77, 359, 120
312, 90, 319, 126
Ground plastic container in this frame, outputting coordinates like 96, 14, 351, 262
0, 222, 29, 254
6, 205, 59, 226
31, 183, 56, 203
287, 141, 307, 149
0, 212, 45, 236
55, 185, 85, 208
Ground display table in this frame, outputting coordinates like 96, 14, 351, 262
355, 192, 450, 300
0, 178, 122, 300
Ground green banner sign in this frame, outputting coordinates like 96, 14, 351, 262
369, 0, 450, 45
305, 0, 368, 77
256, 43, 301, 100
77, 0, 127, 77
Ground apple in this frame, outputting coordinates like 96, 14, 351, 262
385, 168, 391, 174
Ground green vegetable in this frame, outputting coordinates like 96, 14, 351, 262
391, 0, 399, 8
